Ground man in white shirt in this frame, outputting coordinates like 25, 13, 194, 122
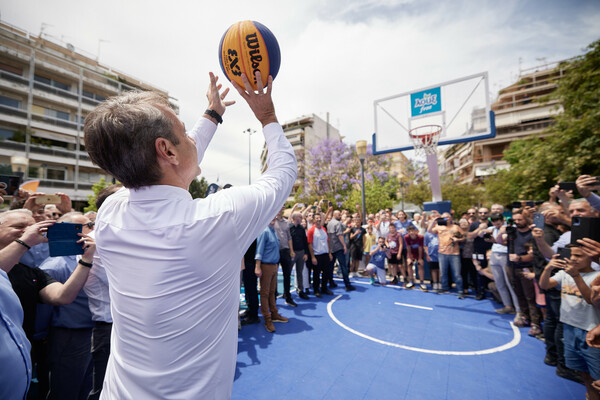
83, 72, 296, 399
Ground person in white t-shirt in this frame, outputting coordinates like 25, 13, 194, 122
540, 245, 600, 399
83, 72, 297, 399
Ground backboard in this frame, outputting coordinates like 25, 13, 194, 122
372, 72, 495, 155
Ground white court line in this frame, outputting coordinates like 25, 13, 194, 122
394, 302, 433, 311
327, 295, 521, 356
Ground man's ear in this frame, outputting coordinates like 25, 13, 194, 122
155, 138, 179, 166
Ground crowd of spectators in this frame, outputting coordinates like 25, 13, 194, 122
239, 174, 600, 399
2, 166, 600, 400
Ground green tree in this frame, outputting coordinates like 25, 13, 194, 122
84, 178, 112, 212
498, 39, 600, 200
188, 177, 209, 199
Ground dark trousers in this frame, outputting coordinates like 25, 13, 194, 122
332, 249, 351, 287
47, 327, 93, 400
313, 253, 331, 293
506, 266, 543, 325
88, 322, 112, 400
242, 258, 259, 319
544, 293, 564, 365
462, 258, 486, 295
279, 248, 293, 296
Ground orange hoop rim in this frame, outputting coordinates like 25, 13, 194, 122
408, 124, 442, 154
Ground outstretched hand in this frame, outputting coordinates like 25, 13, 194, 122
206, 72, 235, 117
231, 71, 277, 127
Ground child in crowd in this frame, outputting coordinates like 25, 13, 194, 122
405, 225, 427, 291
365, 236, 391, 285
424, 219, 441, 292
363, 225, 377, 266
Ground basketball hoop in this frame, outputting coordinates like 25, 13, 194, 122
408, 125, 442, 157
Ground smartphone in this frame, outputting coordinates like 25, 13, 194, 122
511, 201, 523, 209
571, 216, 600, 244
585, 177, 600, 186
297, 203, 304, 208
0, 174, 22, 196
47, 223, 84, 257
436, 217, 447, 226
35, 194, 61, 205
557, 247, 571, 261
525, 201, 535, 208
533, 213, 545, 229
558, 182, 577, 192
328, 201, 333, 207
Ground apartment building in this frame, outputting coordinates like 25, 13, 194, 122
260, 113, 342, 196
0, 22, 176, 207
440, 61, 568, 183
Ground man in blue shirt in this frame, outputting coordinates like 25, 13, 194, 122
40, 212, 95, 400
0, 269, 32, 400
255, 218, 289, 333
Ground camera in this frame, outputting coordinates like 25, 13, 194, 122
505, 225, 517, 240
483, 232, 492, 240
436, 217, 447, 226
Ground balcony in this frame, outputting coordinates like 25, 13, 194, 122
473, 154, 504, 163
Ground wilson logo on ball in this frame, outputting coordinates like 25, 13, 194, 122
218, 21, 280, 90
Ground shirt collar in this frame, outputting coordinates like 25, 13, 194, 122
129, 185, 192, 202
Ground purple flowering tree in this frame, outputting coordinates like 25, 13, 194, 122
296, 138, 397, 211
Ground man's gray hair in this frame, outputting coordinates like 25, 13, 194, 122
84, 91, 178, 189
0, 209, 33, 224
58, 212, 84, 223
491, 204, 504, 212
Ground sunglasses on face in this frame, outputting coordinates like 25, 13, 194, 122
84, 222, 95, 229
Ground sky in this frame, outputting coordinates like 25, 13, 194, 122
2, 0, 599, 187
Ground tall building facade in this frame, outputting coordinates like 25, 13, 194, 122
0, 22, 176, 206
440, 60, 568, 183
260, 113, 341, 196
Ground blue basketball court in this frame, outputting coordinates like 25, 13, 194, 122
233, 276, 585, 400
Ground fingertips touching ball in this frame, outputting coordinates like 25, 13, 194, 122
218, 20, 280, 91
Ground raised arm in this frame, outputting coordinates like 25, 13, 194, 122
227, 72, 297, 252
0, 220, 54, 273
40, 234, 95, 305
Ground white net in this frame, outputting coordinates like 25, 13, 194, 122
408, 125, 442, 157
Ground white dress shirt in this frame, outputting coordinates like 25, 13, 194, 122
97, 118, 296, 400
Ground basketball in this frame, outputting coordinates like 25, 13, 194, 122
218, 20, 281, 91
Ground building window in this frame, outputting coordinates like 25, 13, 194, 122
0, 127, 25, 142
82, 90, 106, 102
46, 166, 67, 181
44, 108, 70, 121
34, 75, 70, 92
0, 95, 20, 109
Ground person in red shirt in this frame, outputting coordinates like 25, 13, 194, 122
405, 225, 427, 291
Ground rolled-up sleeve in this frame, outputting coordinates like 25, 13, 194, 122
222, 123, 297, 252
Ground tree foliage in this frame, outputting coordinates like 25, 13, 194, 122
84, 178, 112, 212
496, 39, 600, 200
188, 177, 209, 199
297, 138, 397, 213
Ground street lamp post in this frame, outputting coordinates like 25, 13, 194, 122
356, 140, 367, 224
244, 128, 255, 184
